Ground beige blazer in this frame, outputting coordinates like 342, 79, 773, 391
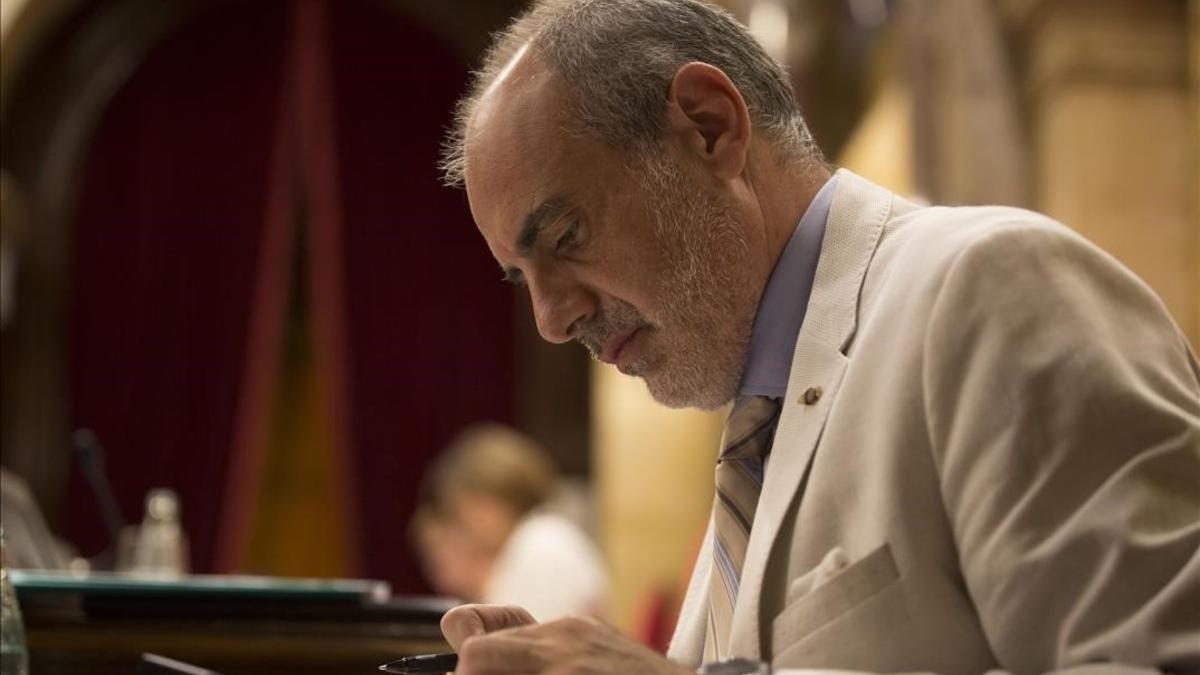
667, 170, 1200, 674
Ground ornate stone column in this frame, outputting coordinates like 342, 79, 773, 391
906, 0, 1030, 207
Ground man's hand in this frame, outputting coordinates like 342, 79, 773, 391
441, 604, 694, 675
441, 604, 539, 650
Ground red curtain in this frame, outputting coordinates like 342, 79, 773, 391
65, 0, 514, 593
66, 0, 290, 573
328, 0, 515, 591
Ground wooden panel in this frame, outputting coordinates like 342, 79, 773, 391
1026, 0, 1198, 348
28, 621, 446, 675
22, 590, 449, 675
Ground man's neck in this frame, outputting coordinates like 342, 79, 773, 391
752, 155, 832, 283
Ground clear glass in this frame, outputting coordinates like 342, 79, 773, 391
0, 529, 30, 675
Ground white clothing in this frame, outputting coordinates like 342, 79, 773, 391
483, 511, 609, 622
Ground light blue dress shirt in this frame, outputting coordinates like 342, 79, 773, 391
738, 175, 838, 399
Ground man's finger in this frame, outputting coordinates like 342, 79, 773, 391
455, 633, 547, 675
440, 604, 538, 650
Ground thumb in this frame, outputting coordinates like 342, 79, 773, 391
440, 604, 537, 651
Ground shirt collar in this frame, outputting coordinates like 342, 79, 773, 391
738, 175, 838, 399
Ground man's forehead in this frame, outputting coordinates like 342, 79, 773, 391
464, 50, 570, 243
475, 42, 535, 120
466, 46, 562, 163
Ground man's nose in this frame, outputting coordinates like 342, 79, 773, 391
527, 271, 594, 344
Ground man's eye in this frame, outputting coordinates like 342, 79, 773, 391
555, 221, 581, 253
501, 269, 526, 287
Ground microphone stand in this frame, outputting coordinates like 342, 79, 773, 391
72, 429, 126, 570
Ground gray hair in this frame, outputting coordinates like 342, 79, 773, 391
440, 0, 823, 187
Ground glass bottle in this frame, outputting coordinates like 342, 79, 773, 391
0, 528, 30, 675
131, 488, 189, 576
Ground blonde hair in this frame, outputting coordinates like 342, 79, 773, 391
427, 424, 557, 517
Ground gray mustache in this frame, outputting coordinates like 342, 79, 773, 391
573, 304, 648, 357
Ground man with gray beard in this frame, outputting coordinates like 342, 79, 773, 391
433, 1, 1200, 674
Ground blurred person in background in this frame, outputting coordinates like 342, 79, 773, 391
411, 424, 608, 622
0, 468, 71, 570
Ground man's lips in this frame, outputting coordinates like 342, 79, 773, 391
599, 329, 639, 365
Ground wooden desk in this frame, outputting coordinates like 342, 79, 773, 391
14, 572, 452, 675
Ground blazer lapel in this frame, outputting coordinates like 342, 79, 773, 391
726, 169, 894, 659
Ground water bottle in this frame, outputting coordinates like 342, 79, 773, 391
0, 528, 30, 675
131, 488, 190, 576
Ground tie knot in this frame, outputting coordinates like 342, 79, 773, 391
719, 395, 781, 461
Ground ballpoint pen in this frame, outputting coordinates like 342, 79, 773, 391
379, 652, 459, 674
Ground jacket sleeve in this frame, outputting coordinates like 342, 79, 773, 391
915, 219, 1200, 674
763, 219, 1200, 675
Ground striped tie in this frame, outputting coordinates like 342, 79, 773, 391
705, 394, 782, 663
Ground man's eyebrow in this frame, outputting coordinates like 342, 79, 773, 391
515, 195, 571, 255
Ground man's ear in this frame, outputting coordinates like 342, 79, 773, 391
665, 62, 752, 180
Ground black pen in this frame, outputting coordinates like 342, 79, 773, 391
379, 652, 459, 674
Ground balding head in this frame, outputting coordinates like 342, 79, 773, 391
461, 46, 565, 213
441, 0, 823, 188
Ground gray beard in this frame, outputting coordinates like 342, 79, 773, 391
635, 156, 757, 410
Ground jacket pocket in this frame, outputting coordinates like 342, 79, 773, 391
771, 542, 900, 654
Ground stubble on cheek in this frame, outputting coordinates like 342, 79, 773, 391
634, 160, 758, 409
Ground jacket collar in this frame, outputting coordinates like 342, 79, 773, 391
669, 169, 899, 664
